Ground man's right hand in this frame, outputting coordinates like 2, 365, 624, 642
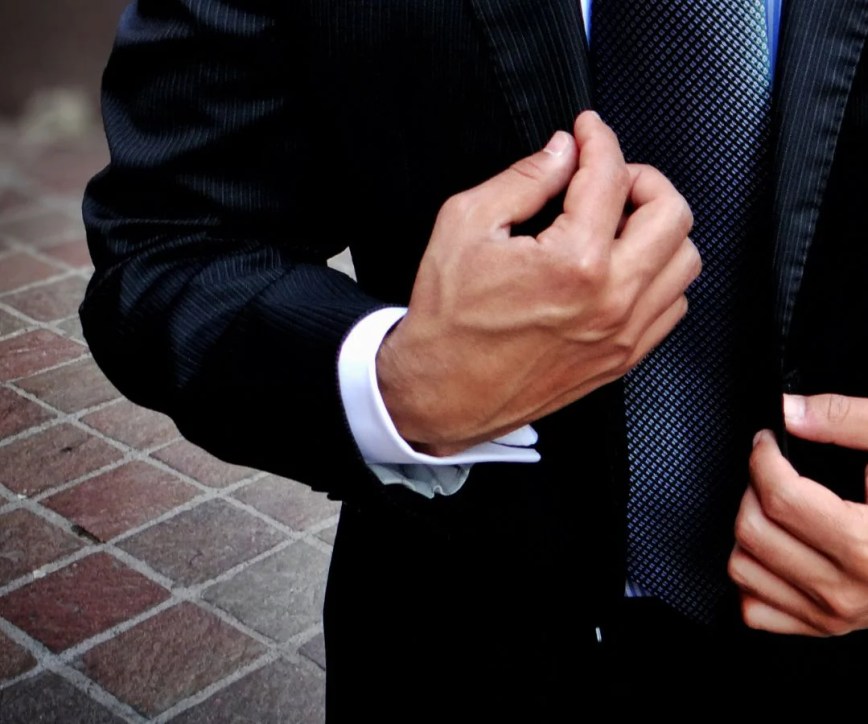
376, 111, 701, 456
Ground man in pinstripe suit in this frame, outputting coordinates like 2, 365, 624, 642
82, 0, 868, 714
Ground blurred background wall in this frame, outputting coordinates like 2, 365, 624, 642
0, 0, 125, 128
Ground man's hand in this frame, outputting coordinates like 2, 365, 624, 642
729, 393, 868, 636
377, 111, 701, 455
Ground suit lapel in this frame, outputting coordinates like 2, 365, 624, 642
771, 0, 868, 346
468, 0, 593, 152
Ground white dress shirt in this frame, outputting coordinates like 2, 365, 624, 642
338, 0, 783, 498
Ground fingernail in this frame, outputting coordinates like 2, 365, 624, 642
783, 394, 805, 424
753, 429, 772, 447
543, 131, 570, 157
586, 110, 601, 121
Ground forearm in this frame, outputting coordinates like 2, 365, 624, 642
81, 0, 386, 498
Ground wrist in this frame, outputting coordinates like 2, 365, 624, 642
375, 319, 472, 456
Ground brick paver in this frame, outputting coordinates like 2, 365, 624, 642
173, 658, 325, 724
0, 552, 169, 652
233, 474, 340, 531
0, 672, 126, 724
0, 423, 122, 495
204, 543, 329, 643
119, 500, 287, 586
2, 275, 89, 322
0, 252, 62, 293
81, 398, 180, 450
152, 439, 256, 488
0, 309, 28, 336
0, 509, 84, 585
0, 386, 53, 438
79, 602, 266, 716
43, 462, 197, 542
0, 630, 37, 680
0, 122, 333, 721
0, 329, 83, 380
16, 356, 119, 412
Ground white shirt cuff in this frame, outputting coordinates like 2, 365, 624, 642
338, 307, 541, 467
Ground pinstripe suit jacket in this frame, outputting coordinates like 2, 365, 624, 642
82, 0, 868, 717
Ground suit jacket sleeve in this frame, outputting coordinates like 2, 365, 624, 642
81, 0, 388, 499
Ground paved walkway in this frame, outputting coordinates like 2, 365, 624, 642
0, 122, 340, 722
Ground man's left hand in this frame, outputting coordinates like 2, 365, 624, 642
728, 393, 868, 636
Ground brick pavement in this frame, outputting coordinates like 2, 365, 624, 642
0, 121, 346, 722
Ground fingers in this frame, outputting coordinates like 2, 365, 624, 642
456, 130, 579, 232
734, 485, 841, 603
784, 393, 868, 451
617, 164, 697, 276
541, 112, 630, 249
749, 430, 856, 562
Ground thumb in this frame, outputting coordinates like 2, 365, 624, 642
783, 393, 868, 451
465, 130, 578, 229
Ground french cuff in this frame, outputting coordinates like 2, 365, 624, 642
338, 307, 540, 497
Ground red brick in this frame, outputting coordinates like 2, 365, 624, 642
16, 357, 119, 412
43, 462, 196, 542
79, 602, 265, 716
0, 386, 53, 438
3, 276, 89, 322
0, 210, 82, 246
0, 509, 85, 585
119, 500, 286, 585
0, 329, 83, 381
41, 238, 93, 269
0, 423, 122, 495
82, 398, 179, 450
153, 440, 255, 488
0, 552, 169, 652
0, 253, 61, 293
0, 630, 37, 681
173, 658, 324, 724
233, 474, 339, 531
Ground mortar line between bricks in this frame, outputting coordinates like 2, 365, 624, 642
151, 651, 281, 723
0, 268, 80, 301
0, 296, 90, 326
0, 312, 90, 347
1, 473, 335, 593
41, 660, 148, 724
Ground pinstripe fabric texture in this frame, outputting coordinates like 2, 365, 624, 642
81, 1, 868, 713
771, 0, 868, 352
470, 0, 593, 150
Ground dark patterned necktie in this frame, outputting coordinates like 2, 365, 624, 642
590, 1, 773, 623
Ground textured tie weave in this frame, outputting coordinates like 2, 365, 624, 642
591, 1, 772, 623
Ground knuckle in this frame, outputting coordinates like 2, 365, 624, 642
612, 164, 631, 196
828, 594, 858, 623
599, 289, 634, 330
439, 193, 476, 225
509, 157, 547, 184
562, 251, 609, 286
824, 393, 852, 424
760, 484, 792, 524
733, 508, 760, 551
727, 551, 747, 587
816, 613, 849, 637
675, 197, 694, 233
